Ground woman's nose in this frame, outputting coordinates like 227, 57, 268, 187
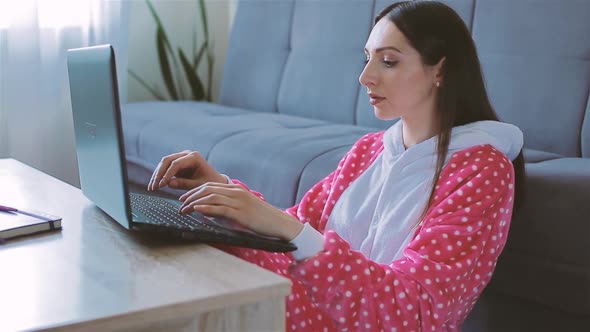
359, 63, 376, 88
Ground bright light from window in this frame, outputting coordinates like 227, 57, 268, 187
38, 0, 91, 29
0, 0, 92, 29
0, 0, 36, 29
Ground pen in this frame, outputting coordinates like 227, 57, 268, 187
0, 204, 58, 221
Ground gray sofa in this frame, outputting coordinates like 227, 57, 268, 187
122, 0, 590, 331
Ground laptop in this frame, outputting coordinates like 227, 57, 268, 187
66, 44, 296, 252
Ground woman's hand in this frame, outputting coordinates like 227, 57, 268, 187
178, 182, 304, 241
148, 150, 226, 192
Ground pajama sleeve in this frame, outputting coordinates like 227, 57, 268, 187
288, 145, 516, 331
230, 132, 384, 232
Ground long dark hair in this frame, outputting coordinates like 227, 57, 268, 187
375, 1, 526, 220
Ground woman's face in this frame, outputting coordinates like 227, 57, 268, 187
359, 18, 443, 121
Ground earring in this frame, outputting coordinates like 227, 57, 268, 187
436, 81, 440, 87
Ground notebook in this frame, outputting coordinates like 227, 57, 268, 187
66, 44, 296, 252
0, 206, 61, 241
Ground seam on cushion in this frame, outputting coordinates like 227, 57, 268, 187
136, 119, 159, 158
205, 128, 276, 160
573, 69, 590, 157
580, 75, 590, 157
351, 0, 377, 126
294, 142, 363, 204
469, 0, 477, 33
274, 0, 297, 115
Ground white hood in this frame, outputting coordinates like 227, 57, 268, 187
326, 120, 523, 264
383, 120, 524, 168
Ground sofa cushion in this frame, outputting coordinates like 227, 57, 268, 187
472, 0, 590, 157
523, 148, 562, 163
218, 0, 292, 113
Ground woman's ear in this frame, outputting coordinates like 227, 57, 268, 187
434, 56, 446, 82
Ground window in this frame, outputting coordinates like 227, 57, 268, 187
0, 0, 93, 29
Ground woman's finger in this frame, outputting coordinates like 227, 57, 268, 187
189, 204, 239, 221
149, 151, 190, 190
157, 152, 199, 188
179, 193, 242, 213
179, 182, 243, 202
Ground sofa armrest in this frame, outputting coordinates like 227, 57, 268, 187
489, 157, 590, 315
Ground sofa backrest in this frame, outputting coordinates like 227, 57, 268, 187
220, 0, 590, 158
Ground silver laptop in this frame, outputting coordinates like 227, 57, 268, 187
66, 44, 296, 252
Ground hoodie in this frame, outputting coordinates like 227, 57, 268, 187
293, 120, 523, 263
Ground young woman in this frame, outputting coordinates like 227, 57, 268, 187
148, 1, 526, 331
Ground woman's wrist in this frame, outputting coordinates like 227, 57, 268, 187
280, 214, 304, 241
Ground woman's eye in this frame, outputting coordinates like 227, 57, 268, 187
383, 60, 398, 68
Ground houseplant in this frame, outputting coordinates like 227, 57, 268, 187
128, 0, 214, 101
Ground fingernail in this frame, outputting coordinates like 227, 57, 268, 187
159, 179, 165, 187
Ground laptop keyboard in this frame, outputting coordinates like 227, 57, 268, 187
130, 193, 220, 232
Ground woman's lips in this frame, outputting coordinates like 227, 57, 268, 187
368, 94, 385, 105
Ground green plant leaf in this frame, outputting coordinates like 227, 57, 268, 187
179, 48, 205, 100
147, 0, 184, 100
146, 0, 165, 33
206, 47, 214, 101
198, 0, 209, 42
128, 69, 166, 100
193, 41, 207, 71
157, 28, 178, 100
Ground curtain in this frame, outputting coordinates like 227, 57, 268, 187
0, 0, 129, 187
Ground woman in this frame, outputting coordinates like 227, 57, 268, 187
148, 1, 525, 331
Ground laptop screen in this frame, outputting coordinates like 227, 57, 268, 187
67, 44, 132, 229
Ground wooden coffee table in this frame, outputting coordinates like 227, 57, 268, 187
0, 158, 290, 331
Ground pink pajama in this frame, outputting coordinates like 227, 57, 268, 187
222, 132, 515, 332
